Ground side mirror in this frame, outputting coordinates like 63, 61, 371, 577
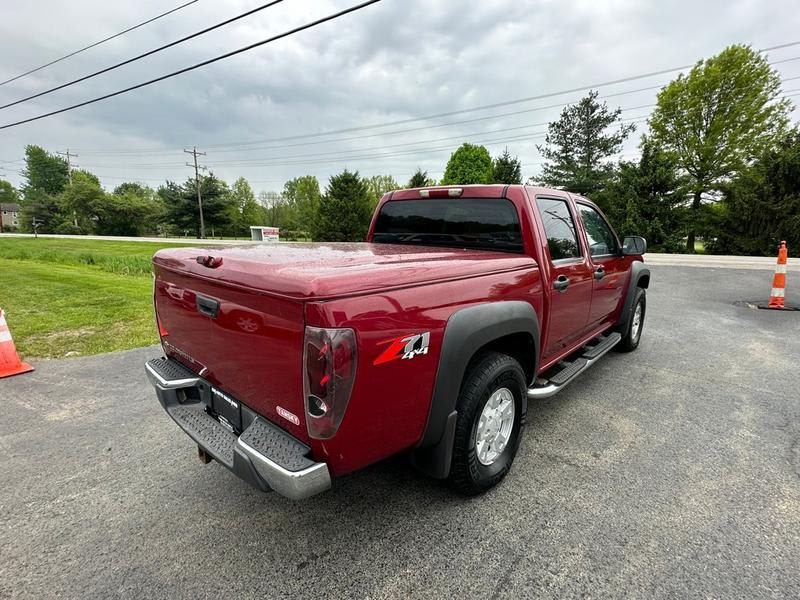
622, 236, 647, 255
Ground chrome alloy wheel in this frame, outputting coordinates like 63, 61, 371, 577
475, 387, 515, 466
631, 302, 643, 342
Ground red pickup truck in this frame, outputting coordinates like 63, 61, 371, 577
146, 184, 649, 499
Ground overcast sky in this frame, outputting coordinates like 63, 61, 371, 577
1, 0, 798, 195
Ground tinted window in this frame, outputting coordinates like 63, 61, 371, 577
577, 204, 619, 256
373, 199, 524, 253
536, 198, 581, 260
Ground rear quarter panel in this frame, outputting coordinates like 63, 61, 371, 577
305, 264, 543, 476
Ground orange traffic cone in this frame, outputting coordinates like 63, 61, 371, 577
767, 241, 788, 309
0, 308, 34, 379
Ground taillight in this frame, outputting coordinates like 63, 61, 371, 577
303, 327, 357, 439
419, 188, 462, 198
157, 315, 169, 338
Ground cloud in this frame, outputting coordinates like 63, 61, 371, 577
0, 0, 797, 193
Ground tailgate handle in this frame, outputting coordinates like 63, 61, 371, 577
196, 295, 220, 319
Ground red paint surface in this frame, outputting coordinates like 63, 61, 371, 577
153, 184, 642, 476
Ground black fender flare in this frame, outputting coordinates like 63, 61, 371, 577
411, 301, 540, 479
617, 261, 650, 333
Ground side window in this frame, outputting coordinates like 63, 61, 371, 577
535, 197, 581, 261
577, 204, 619, 256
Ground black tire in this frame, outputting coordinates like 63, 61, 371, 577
617, 287, 646, 352
448, 351, 526, 496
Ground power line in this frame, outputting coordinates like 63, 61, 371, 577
80, 84, 800, 170
0, 0, 383, 131
187, 44, 800, 147
79, 111, 652, 168
0, 0, 201, 88
0, 0, 288, 111
71, 53, 800, 157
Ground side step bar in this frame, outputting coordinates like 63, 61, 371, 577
527, 332, 621, 399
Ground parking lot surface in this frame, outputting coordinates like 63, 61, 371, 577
2, 265, 799, 599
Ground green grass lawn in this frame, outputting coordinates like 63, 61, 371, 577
0, 238, 215, 359
0, 237, 210, 277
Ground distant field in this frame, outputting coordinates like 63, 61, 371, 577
0, 237, 211, 359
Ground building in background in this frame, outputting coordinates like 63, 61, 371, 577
0, 203, 21, 230
250, 226, 280, 242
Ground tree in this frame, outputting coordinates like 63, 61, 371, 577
704, 130, 800, 256
20, 145, 69, 198
364, 174, 400, 207
18, 145, 69, 233
537, 91, 635, 195
283, 175, 321, 234
0, 180, 20, 204
259, 191, 288, 229
596, 139, 685, 252
492, 148, 522, 184
649, 44, 792, 251
55, 171, 107, 233
161, 174, 233, 238
408, 168, 436, 188
441, 143, 493, 184
100, 182, 165, 236
227, 177, 264, 236
314, 170, 372, 242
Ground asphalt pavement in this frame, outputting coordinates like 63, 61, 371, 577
2, 264, 799, 599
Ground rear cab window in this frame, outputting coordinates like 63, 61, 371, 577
372, 198, 524, 253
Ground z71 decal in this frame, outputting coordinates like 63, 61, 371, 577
374, 332, 431, 365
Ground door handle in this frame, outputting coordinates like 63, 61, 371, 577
553, 275, 570, 292
593, 267, 605, 281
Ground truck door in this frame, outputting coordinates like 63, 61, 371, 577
574, 201, 628, 328
534, 196, 594, 359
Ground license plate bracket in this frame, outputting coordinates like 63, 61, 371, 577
211, 387, 242, 432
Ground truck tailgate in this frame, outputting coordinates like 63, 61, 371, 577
153, 265, 309, 444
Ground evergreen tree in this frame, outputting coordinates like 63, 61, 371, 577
314, 170, 372, 242
596, 139, 684, 251
706, 130, 800, 256
537, 91, 635, 195
492, 148, 522, 184
408, 168, 436, 188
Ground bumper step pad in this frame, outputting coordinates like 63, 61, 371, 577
239, 418, 315, 472
169, 404, 236, 468
145, 357, 199, 389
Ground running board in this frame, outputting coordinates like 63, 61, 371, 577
527, 332, 622, 399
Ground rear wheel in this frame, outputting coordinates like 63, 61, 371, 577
617, 287, 646, 352
449, 351, 526, 496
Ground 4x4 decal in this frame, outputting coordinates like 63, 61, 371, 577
374, 332, 431, 365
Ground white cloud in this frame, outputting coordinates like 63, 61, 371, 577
0, 0, 798, 194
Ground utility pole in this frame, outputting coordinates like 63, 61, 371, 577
184, 146, 207, 239
0, 165, 5, 233
57, 149, 80, 227
56, 149, 78, 184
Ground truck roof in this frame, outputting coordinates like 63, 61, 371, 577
388, 184, 592, 203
